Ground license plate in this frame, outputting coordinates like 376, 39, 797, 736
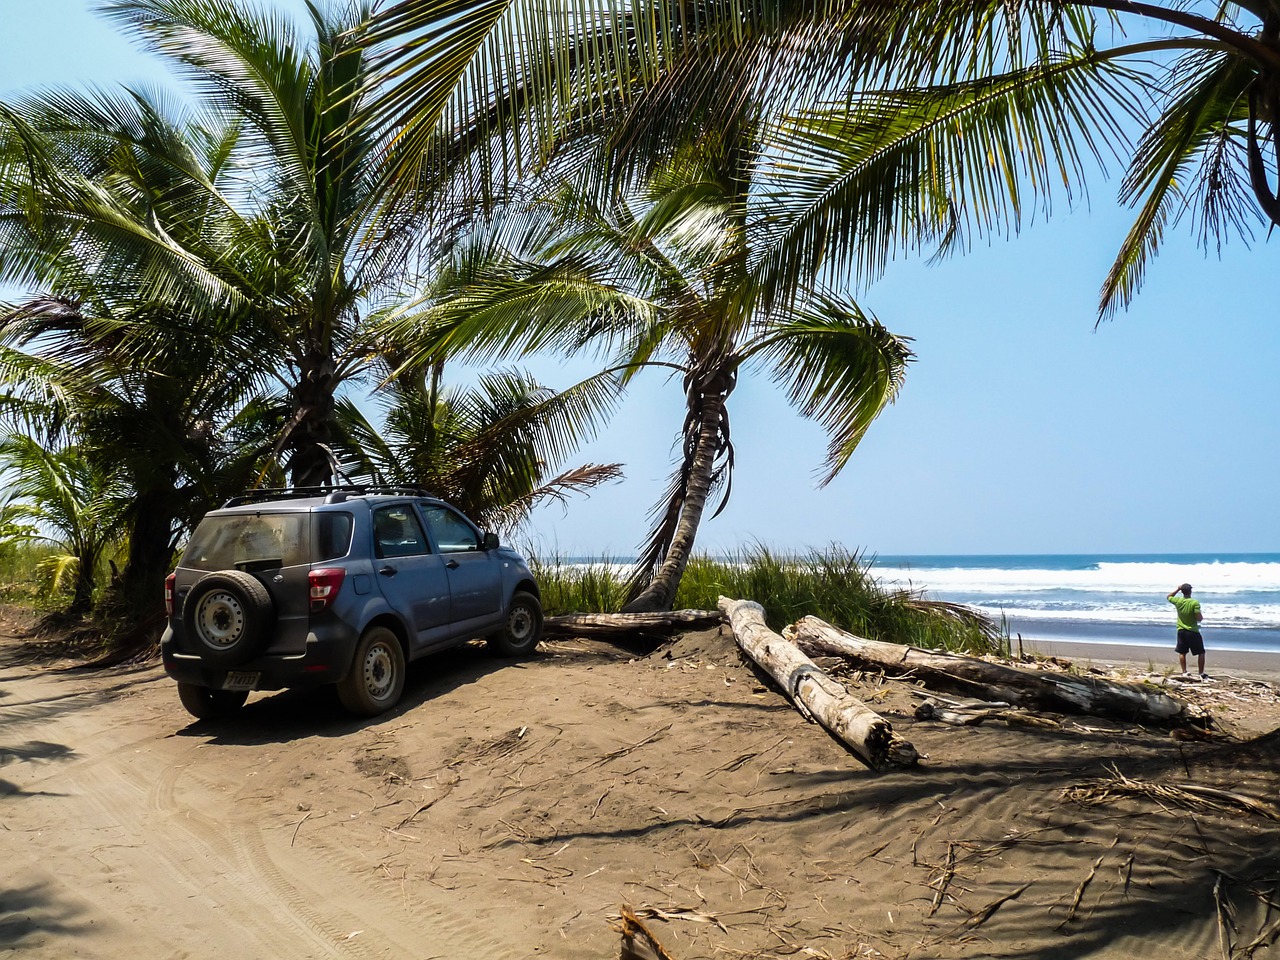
222, 671, 260, 691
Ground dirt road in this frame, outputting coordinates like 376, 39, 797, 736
1, 655, 528, 959
5, 625, 1280, 959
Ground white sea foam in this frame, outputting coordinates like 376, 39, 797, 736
878, 560, 1280, 595
967, 602, 1280, 629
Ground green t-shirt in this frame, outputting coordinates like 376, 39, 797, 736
1169, 595, 1202, 632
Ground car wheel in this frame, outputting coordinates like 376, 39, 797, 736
182, 570, 274, 668
488, 591, 543, 657
177, 682, 250, 721
337, 627, 406, 717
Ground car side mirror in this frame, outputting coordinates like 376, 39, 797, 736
482, 531, 500, 551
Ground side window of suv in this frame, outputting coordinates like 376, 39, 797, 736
373, 505, 430, 559
315, 512, 354, 561
420, 504, 481, 553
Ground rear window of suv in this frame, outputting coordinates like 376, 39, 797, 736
183, 513, 310, 571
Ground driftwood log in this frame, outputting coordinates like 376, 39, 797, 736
718, 597, 918, 770
914, 698, 1062, 729
542, 609, 722, 639
786, 616, 1209, 728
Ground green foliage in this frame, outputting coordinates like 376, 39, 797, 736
0, 541, 62, 608
676, 546, 1004, 656
0, 438, 123, 614
532, 545, 1004, 656
334, 362, 623, 535
526, 552, 631, 616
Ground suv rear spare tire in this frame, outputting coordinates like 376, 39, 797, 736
182, 570, 274, 667
337, 626, 406, 716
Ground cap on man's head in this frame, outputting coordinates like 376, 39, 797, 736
1181, 583, 1193, 595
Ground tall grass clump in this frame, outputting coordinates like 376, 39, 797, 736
526, 551, 631, 615
530, 543, 1005, 656
676, 545, 1004, 655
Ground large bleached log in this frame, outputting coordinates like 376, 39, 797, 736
717, 597, 918, 770
787, 616, 1209, 728
542, 610, 723, 639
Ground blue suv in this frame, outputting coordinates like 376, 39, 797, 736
162, 487, 543, 720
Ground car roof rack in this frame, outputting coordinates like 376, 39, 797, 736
222, 485, 435, 507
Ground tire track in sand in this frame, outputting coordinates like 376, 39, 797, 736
146, 738, 525, 959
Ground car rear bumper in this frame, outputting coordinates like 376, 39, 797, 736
161, 622, 358, 690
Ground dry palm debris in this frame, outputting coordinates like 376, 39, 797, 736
607, 904, 728, 932
1058, 855, 1104, 928
1062, 769, 1280, 822
928, 842, 957, 917
609, 905, 680, 960
964, 882, 1031, 929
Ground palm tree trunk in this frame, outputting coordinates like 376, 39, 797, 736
288, 351, 338, 487
115, 490, 180, 620
622, 372, 731, 613
70, 557, 96, 618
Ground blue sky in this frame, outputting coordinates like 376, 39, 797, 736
2, 1, 1276, 558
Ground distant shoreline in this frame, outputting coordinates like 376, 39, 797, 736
1024, 637, 1280, 683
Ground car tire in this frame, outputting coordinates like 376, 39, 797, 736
182, 571, 274, 668
488, 591, 543, 657
177, 682, 250, 721
337, 627, 406, 717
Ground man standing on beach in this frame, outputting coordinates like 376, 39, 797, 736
1167, 583, 1206, 679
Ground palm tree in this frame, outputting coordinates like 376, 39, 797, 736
365, 0, 1275, 321
381, 145, 914, 610
0, 295, 279, 627
368, 0, 1146, 608
811, 1, 1280, 317
334, 362, 624, 532
0, 433, 120, 616
1, 0, 433, 487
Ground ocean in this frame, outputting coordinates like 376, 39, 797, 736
871, 553, 1280, 655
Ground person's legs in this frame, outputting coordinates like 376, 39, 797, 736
1182, 634, 1203, 680
1176, 631, 1194, 675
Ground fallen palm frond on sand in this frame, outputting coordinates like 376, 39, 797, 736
1063, 768, 1280, 822
609, 906, 680, 960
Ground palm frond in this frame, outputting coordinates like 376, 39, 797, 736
752, 46, 1144, 309
1101, 47, 1258, 317
747, 292, 913, 486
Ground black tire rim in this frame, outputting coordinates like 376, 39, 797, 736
507, 604, 534, 641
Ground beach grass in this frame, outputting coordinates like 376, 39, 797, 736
531, 544, 1005, 655
0, 542, 66, 609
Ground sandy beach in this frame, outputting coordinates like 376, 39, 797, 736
1024, 637, 1280, 682
4, 610, 1280, 959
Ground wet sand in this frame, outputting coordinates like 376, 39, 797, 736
1023, 637, 1280, 683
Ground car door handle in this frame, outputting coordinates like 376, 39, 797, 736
445, 560, 459, 569
379, 566, 397, 577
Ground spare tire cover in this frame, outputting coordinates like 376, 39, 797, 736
182, 570, 275, 668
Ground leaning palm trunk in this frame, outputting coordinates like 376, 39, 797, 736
623, 372, 732, 612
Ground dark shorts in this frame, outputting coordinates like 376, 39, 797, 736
1176, 629, 1205, 656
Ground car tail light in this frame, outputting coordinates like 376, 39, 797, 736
309, 568, 346, 613
164, 573, 176, 617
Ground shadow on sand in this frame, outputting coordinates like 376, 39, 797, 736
0, 880, 98, 946
176, 641, 529, 746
